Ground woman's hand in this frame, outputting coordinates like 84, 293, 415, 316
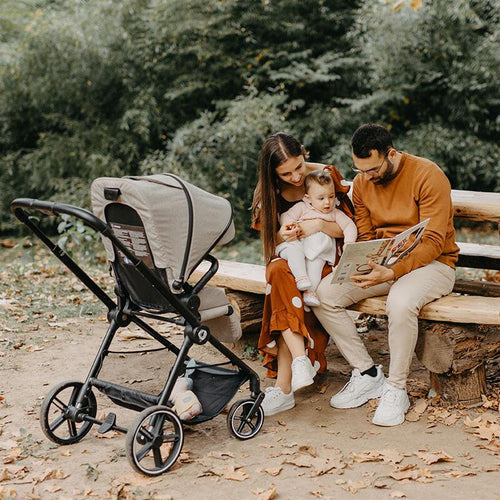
279, 222, 301, 242
297, 219, 343, 239
296, 219, 321, 238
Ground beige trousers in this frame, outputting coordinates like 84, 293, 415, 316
315, 260, 456, 389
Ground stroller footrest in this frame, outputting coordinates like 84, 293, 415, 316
98, 412, 117, 434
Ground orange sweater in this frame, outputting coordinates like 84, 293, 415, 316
352, 152, 459, 280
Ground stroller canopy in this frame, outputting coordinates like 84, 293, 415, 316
91, 174, 235, 283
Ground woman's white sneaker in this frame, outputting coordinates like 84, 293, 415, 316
291, 355, 318, 392
372, 382, 410, 426
330, 366, 385, 408
261, 387, 295, 416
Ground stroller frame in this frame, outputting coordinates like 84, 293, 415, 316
11, 197, 264, 476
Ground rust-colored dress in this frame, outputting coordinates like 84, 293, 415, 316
253, 165, 354, 378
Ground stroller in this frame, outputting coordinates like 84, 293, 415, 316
11, 173, 264, 476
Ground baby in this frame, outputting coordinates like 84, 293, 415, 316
276, 169, 357, 306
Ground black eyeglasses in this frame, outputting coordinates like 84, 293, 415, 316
351, 155, 386, 175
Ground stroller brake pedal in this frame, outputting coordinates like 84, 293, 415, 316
98, 413, 117, 434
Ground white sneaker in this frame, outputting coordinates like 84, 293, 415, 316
330, 365, 385, 408
291, 355, 318, 392
261, 387, 295, 416
372, 382, 410, 426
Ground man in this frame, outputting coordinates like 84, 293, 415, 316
314, 124, 459, 426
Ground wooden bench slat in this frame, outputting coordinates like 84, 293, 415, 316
457, 242, 500, 270
343, 182, 500, 222
349, 295, 499, 325
451, 189, 500, 222
192, 260, 500, 325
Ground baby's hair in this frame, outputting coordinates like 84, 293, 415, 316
304, 169, 335, 193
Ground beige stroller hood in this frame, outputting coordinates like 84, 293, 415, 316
91, 173, 235, 285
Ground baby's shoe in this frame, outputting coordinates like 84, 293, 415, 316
172, 390, 202, 420
170, 377, 202, 420
295, 276, 312, 291
303, 289, 320, 307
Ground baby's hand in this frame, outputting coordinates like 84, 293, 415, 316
280, 221, 301, 242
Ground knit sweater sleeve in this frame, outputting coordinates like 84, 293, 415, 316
390, 166, 453, 279
352, 177, 377, 241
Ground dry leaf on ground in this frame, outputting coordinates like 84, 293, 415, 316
252, 483, 277, 500
414, 450, 454, 465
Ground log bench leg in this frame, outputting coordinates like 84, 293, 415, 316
416, 321, 500, 406
429, 363, 487, 406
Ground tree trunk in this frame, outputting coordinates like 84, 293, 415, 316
226, 290, 264, 334
429, 364, 487, 406
416, 320, 500, 405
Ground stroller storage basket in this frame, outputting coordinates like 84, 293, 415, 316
185, 361, 250, 424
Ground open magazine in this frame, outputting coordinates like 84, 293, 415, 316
331, 218, 430, 284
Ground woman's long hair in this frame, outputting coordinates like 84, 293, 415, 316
252, 133, 306, 262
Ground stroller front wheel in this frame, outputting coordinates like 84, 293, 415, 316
125, 405, 184, 476
227, 399, 264, 440
40, 380, 97, 445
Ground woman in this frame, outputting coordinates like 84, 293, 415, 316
251, 132, 354, 416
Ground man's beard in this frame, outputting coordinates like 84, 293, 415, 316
373, 158, 397, 185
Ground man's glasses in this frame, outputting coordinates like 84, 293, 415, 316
351, 155, 386, 175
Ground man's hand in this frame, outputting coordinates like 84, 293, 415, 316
351, 260, 395, 288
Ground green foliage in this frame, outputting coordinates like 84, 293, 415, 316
400, 122, 500, 192
140, 91, 291, 239
0, 0, 498, 240
56, 213, 100, 259
323, 0, 500, 189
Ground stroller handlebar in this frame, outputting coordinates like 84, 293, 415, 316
11, 198, 110, 234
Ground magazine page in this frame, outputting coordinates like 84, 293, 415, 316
330, 238, 393, 283
382, 218, 429, 267
330, 218, 430, 284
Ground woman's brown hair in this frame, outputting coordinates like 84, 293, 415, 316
252, 133, 307, 262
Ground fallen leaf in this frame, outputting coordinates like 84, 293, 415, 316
414, 450, 454, 465
35, 468, 70, 483
374, 478, 390, 488
340, 479, 371, 494
298, 445, 317, 457
391, 492, 407, 498
262, 466, 282, 477
444, 470, 477, 478
252, 483, 277, 500
413, 399, 428, 414
207, 451, 234, 460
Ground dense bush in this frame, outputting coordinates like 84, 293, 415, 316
330, 0, 500, 186
0, 0, 498, 238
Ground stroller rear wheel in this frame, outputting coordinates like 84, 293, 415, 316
40, 380, 97, 445
126, 405, 184, 476
227, 399, 264, 440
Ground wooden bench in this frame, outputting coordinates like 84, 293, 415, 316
192, 188, 500, 406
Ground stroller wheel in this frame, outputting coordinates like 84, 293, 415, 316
227, 399, 264, 440
40, 380, 97, 445
126, 405, 184, 476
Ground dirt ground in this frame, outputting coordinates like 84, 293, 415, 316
0, 251, 499, 500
